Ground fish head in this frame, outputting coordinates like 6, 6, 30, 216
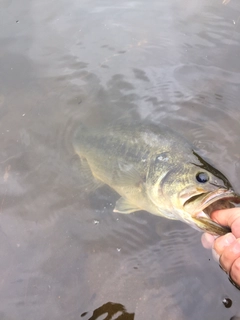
146, 150, 240, 235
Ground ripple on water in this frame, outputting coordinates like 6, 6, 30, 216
81, 212, 240, 319
1, 0, 240, 319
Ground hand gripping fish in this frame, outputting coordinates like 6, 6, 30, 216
73, 122, 240, 235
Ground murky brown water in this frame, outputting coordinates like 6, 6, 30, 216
1, 0, 240, 319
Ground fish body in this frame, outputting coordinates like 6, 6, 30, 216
73, 122, 240, 235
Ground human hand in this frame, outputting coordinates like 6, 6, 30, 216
201, 208, 240, 288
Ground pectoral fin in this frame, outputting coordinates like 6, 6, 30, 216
113, 197, 141, 214
112, 160, 144, 187
72, 154, 104, 192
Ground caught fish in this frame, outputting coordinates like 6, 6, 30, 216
73, 122, 240, 235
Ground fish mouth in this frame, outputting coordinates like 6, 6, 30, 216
183, 189, 240, 235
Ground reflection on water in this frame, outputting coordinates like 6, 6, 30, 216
1, 0, 240, 319
82, 302, 134, 320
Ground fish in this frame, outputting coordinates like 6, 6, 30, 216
73, 122, 240, 235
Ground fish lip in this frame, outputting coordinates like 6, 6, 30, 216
183, 189, 240, 235
184, 188, 239, 215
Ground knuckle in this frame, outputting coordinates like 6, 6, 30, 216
230, 258, 240, 284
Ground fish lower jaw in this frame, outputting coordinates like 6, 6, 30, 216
195, 211, 210, 219
190, 210, 231, 235
178, 211, 212, 231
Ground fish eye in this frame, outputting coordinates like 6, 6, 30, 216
196, 172, 209, 183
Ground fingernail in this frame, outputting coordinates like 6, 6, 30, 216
224, 233, 236, 246
215, 233, 236, 252
231, 239, 240, 255
201, 233, 215, 249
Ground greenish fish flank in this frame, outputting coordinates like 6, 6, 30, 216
73, 122, 240, 235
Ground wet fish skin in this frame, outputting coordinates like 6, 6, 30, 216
73, 122, 239, 235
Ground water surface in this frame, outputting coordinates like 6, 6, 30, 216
0, 0, 240, 319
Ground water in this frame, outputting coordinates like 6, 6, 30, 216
0, 0, 240, 319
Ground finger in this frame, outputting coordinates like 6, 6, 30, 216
219, 239, 240, 273
211, 208, 240, 238
230, 256, 240, 286
212, 248, 220, 262
201, 233, 216, 249
213, 233, 236, 256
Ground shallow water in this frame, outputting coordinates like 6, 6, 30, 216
1, 0, 240, 319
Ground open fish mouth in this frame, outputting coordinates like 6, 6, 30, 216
184, 189, 240, 235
